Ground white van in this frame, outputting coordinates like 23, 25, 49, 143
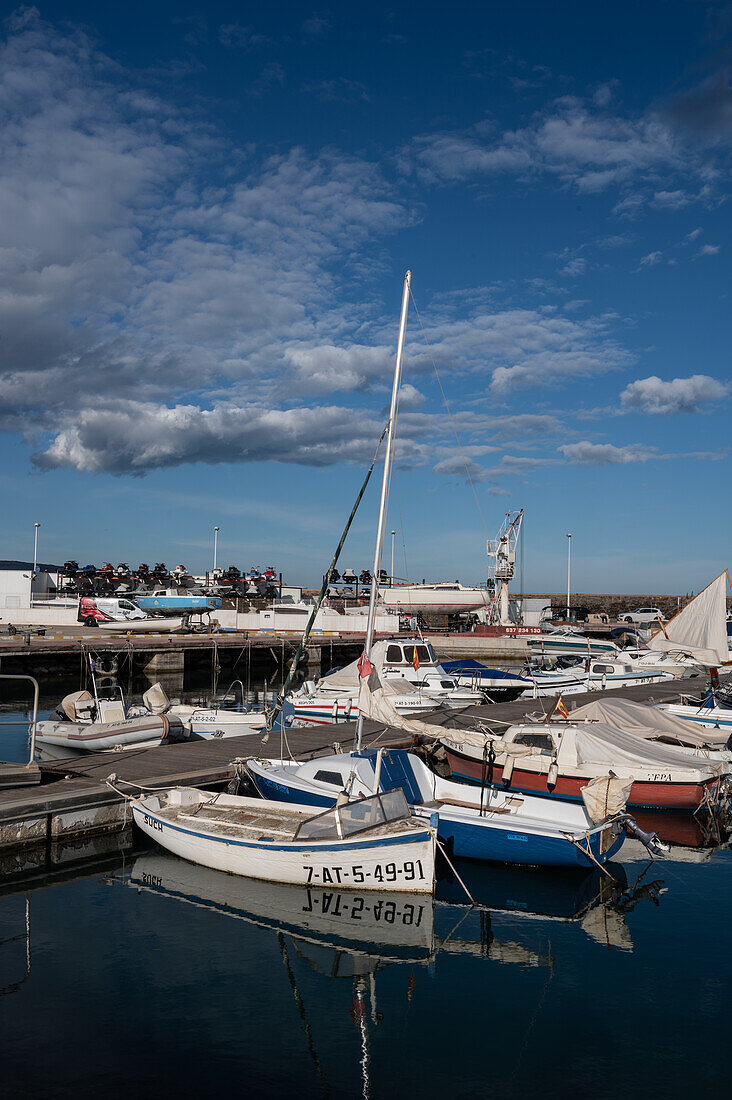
78, 596, 148, 626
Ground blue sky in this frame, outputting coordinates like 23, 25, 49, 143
0, 2, 730, 592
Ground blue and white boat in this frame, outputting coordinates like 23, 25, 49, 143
522, 656, 675, 697
440, 659, 532, 702
246, 749, 631, 869
656, 696, 732, 735
134, 588, 222, 613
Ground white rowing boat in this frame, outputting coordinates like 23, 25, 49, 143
132, 787, 436, 893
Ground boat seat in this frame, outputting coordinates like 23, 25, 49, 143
177, 808, 295, 837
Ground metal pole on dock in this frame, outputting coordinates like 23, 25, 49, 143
355, 270, 411, 752
33, 523, 40, 574
566, 532, 572, 616
213, 526, 219, 575
390, 530, 395, 585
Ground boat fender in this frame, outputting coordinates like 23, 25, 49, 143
332, 699, 339, 720
547, 759, 558, 789
503, 755, 515, 784
344, 699, 352, 719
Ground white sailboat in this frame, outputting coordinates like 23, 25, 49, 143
646, 573, 732, 729
130, 271, 437, 892
379, 582, 491, 615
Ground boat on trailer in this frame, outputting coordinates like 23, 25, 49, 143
131, 787, 436, 892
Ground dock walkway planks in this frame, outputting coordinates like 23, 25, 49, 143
0, 673, 716, 855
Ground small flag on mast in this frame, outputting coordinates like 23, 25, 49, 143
357, 652, 374, 679
556, 695, 569, 719
412, 647, 420, 672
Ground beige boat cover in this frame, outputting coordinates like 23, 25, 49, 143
61, 690, 94, 721
647, 572, 730, 666
570, 697, 730, 749
580, 774, 633, 823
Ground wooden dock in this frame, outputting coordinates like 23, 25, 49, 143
0, 628, 537, 678
0, 673, 713, 872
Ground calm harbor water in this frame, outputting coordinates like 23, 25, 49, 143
0, 678, 729, 1097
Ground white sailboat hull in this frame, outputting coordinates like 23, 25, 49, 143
380, 584, 489, 614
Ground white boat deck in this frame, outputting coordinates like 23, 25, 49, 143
159, 798, 421, 843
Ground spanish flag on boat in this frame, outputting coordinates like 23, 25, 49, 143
556, 695, 569, 719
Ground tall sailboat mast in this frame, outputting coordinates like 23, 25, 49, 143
355, 269, 411, 751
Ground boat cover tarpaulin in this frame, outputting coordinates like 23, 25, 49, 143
647, 572, 730, 666
571, 698, 730, 749
571, 722, 723, 778
315, 641, 416, 693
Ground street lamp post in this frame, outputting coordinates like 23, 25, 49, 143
33, 523, 40, 574
390, 530, 395, 586
213, 526, 219, 576
566, 533, 572, 618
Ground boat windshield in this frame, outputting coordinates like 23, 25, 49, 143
293, 789, 411, 841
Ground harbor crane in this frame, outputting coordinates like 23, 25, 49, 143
486, 509, 524, 625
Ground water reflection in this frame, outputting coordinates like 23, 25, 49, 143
0, 894, 30, 997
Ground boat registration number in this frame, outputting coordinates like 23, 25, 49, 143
302, 888, 426, 925
648, 773, 672, 782
142, 814, 164, 832
304, 860, 426, 885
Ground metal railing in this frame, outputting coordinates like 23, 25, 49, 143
0, 674, 39, 764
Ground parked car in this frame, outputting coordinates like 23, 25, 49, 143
619, 607, 665, 625
540, 605, 590, 624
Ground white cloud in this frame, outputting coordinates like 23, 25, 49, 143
0, 13, 421, 471
696, 243, 720, 257
283, 343, 392, 394
218, 24, 266, 49
652, 189, 690, 208
639, 250, 662, 266
559, 441, 653, 464
402, 98, 685, 194
397, 384, 426, 411
620, 375, 728, 414
34, 400, 432, 474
